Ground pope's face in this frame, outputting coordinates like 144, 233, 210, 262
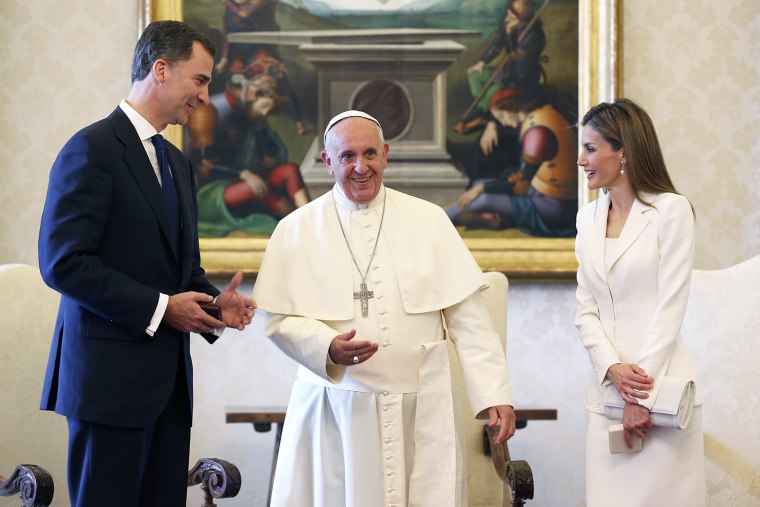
321, 117, 389, 205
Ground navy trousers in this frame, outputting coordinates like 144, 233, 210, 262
66, 357, 191, 507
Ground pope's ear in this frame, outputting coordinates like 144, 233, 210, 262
321, 151, 334, 175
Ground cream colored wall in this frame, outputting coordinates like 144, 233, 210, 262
622, 1, 760, 268
0, 1, 758, 507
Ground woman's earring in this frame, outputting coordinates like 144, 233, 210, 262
620, 161, 625, 175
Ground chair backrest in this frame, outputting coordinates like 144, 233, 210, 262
682, 256, 760, 505
448, 271, 508, 506
0, 264, 68, 506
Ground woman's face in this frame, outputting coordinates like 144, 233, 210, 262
578, 125, 626, 191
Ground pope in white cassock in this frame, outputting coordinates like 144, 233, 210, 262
253, 110, 517, 507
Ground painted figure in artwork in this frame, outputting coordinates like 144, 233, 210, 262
216, 0, 306, 135
186, 69, 310, 237
448, 86, 577, 237
455, 0, 547, 135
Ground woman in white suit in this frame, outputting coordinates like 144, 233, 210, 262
575, 98, 706, 506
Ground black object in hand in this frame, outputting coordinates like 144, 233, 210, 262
199, 302, 222, 321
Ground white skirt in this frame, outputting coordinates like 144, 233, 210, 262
585, 408, 706, 507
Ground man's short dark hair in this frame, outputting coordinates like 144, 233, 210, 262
131, 20, 215, 83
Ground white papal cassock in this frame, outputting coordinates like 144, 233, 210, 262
253, 185, 513, 507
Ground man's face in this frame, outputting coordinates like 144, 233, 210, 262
321, 117, 389, 205
159, 41, 213, 126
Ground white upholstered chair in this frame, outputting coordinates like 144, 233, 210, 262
449, 271, 531, 507
0, 264, 66, 506
682, 255, 760, 506
0, 265, 242, 507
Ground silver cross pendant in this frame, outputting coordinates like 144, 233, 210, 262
353, 281, 374, 318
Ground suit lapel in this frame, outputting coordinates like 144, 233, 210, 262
606, 195, 654, 270
108, 108, 179, 263
589, 193, 610, 282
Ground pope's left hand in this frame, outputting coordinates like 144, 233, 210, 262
216, 271, 257, 331
488, 404, 516, 444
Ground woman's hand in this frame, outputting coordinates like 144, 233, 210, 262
622, 402, 652, 448
606, 363, 654, 403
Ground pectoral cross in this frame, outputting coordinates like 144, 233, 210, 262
353, 281, 374, 318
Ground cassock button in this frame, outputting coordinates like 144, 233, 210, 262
382, 391, 389, 396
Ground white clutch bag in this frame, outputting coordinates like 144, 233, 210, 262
604, 376, 696, 429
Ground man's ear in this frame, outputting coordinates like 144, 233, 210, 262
321, 151, 334, 175
152, 59, 169, 84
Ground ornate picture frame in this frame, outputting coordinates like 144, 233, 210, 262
139, 0, 620, 282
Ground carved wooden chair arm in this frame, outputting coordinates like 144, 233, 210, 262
0, 464, 54, 507
483, 425, 534, 506
187, 458, 242, 507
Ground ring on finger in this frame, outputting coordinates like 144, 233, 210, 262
352, 355, 359, 364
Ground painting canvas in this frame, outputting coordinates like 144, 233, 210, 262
142, 0, 620, 280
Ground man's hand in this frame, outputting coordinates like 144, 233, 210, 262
216, 271, 257, 331
487, 405, 516, 445
328, 329, 379, 366
164, 292, 225, 334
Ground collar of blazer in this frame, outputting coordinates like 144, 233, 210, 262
589, 191, 657, 281
108, 107, 190, 264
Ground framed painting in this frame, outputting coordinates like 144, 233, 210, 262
139, 0, 620, 282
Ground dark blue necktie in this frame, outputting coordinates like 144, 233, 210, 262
151, 134, 180, 255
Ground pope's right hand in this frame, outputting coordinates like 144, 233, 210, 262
328, 329, 379, 366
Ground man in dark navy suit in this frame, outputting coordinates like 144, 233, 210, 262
38, 21, 256, 507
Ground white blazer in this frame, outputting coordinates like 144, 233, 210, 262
575, 191, 702, 414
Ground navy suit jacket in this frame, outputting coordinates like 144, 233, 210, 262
39, 106, 219, 428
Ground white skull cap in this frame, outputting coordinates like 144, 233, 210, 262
323, 110, 383, 144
